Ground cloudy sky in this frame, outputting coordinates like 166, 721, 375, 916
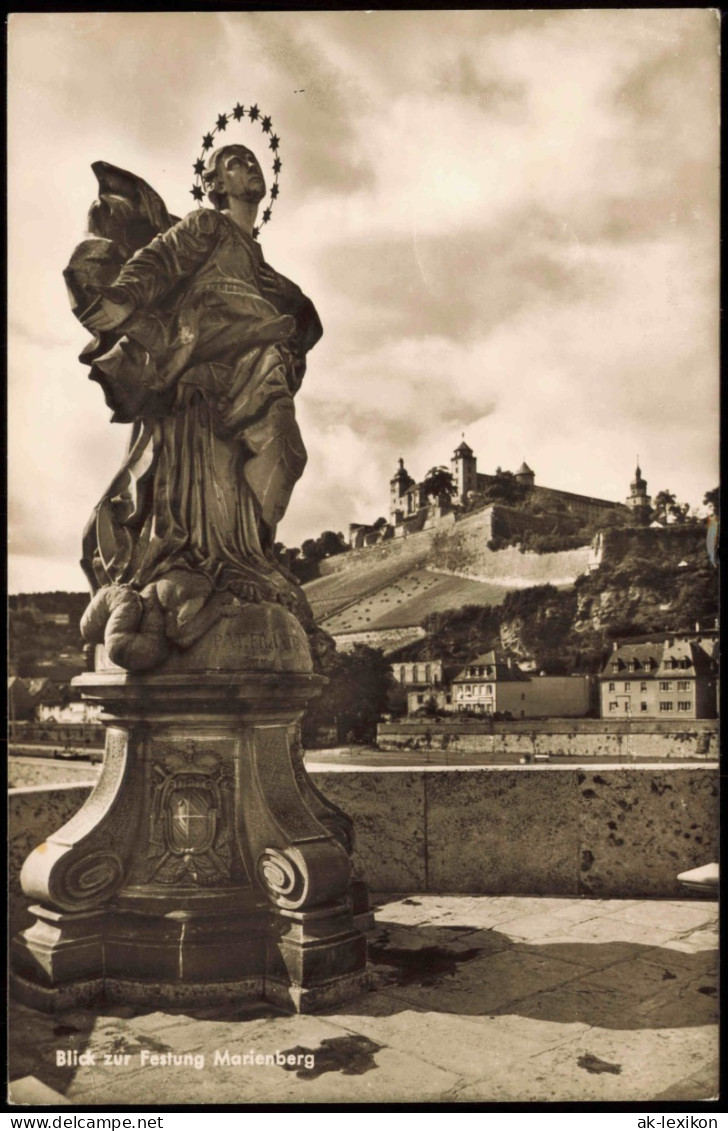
8, 10, 720, 593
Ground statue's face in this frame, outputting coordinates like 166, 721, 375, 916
203, 147, 266, 205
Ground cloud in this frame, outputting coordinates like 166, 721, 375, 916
7, 10, 719, 588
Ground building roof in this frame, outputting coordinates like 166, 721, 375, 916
601, 639, 715, 679
453, 649, 529, 683
453, 440, 474, 457
601, 642, 662, 676
658, 640, 714, 679
515, 462, 534, 476
533, 484, 622, 510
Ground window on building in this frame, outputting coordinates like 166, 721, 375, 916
425, 664, 431, 682
659, 702, 673, 712
624, 682, 631, 691
399, 666, 406, 683
608, 682, 615, 692
640, 702, 648, 712
486, 685, 493, 695
678, 702, 691, 711
659, 682, 673, 692
640, 682, 647, 692
417, 695, 424, 705
609, 701, 618, 712
677, 680, 691, 691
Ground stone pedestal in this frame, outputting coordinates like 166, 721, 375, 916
11, 603, 370, 1012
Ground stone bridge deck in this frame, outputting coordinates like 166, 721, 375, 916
9, 893, 718, 1106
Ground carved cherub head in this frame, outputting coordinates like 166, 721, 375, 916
202, 145, 266, 210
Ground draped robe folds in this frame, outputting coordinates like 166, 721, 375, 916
67, 207, 322, 619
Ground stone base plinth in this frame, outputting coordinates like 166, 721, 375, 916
12, 614, 371, 1012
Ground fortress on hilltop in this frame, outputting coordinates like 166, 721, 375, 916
302, 442, 703, 659
348, 438, 651, 550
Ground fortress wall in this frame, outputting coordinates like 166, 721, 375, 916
333, 627, 426, 654
599, 524, 707, 566
427, 509, 592, 585
307, 505, 594, 626
316, 524, 435, 578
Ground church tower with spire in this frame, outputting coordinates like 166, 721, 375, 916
626, 460, 651, 524
390, 457, 413, 523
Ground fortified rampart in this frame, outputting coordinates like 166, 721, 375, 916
305, 506, 592, 636
427, 507, 592, 583
596, 523, 708, 567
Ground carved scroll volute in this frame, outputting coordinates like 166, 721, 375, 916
256, 840, 351, 911
241, 725, 352, 911
20, 728, 137, 913
21, 843, 125, 912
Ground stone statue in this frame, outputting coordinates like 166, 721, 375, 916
64, 145, 323, 671
13, 120, 369, 1013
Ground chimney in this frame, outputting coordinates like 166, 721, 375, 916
612, 641, 619, 652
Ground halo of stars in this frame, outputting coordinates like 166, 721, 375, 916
190, 102, 281, 239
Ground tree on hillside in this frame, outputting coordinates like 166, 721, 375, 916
422, 466, 455, 502
652, 489, 695, 525
317, 530, 348, 558
302, 644, 393, 745
703, 487, 719, 515
482, 470, 527, 507
597, 508, 640, 532
652, 490, 676, 524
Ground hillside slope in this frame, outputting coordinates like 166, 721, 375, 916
304, 507, 592, 635
396, 524, 717, 674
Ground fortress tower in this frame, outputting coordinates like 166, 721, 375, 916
626, 461, 652, 524
389, 457, 413, 523
515, 461, 535, 488
451, 438, 478, 502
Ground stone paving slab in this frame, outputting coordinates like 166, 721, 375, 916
448, 1026, 718, 1104
8, 894, 720, 1107
602, 900, 719, 933
379, 948, 586, 1015
320, 996, 588, 1076
662, 926, 720, 956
